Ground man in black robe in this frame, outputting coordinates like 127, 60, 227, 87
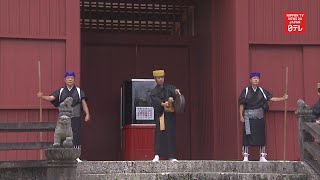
37, 71, 90, 162
151, 70, 180, 162
239, 72, 288, 162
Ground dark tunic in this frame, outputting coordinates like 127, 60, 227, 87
239, 87, 272, 146
150, 84, 177, 159
51, 86, 87, 146
312, 99, 320, 116
311, 99, 320, 122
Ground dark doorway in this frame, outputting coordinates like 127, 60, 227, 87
80, 0, 195, 160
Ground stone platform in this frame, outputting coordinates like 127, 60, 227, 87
77, 160, 320, 180
1, 160, 319, 179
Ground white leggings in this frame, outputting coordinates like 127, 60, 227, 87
242, 146, 266, 154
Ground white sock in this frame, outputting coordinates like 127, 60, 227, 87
152, 155, 159, 162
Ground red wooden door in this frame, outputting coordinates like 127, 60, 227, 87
0, 0, 80, 161
249, 45, 303, 160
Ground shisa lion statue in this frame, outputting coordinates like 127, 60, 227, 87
297, 99, 309, 110
53, 97, 73, 148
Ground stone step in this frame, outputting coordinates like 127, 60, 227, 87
77, 160, 306, 174
79, 172, 307, 180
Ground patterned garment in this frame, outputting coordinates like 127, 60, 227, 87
244, 108, 264, 135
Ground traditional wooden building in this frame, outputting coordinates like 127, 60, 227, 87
0, 0, 319, 161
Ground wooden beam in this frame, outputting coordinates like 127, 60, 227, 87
81, 11, 182, 22
304, 142, 320, 160
81, 0, 196, 6
302, 123, 320, 140
0, 142, 53, 151
0, 122, 56, 132
304, 156, 320, 175
0, 160, 47, 168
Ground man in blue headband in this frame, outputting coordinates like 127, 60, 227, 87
249, 72, 260, 79
239, 72, 288, 162
37, 71, 90, 162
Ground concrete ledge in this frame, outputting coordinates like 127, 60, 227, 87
79, 172, 307, 180
77, 160, 305, 174
0, 161, 47, 180
300, 162, 320, 180
0, 160, 317, 180
0, 160, 47, 168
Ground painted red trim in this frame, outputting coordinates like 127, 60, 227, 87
249, 40, 320, 45
0, 34, 66, 40
81, 32, 195, 46
235, 0, 249, 160
0, 106, 57, 110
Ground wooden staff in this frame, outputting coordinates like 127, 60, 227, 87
38, 61, 43, 160
38, 61, 42, 122
284, 67, 288, 161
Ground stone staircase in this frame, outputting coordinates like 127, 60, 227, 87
77, 160, 319, 180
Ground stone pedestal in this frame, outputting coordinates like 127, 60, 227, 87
45, 148, 81, 180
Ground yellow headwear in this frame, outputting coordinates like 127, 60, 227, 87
153, 70, 165, 77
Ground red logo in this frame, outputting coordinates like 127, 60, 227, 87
284, 12, 305, 34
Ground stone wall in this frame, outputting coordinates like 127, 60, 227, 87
0, 161, 47, 180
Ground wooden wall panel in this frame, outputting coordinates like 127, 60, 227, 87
81, 45, 136, 160
212, 0, 239, 160
265, 112, 299, 160
249, 0, 320, 44
0, 0, 80, 161
0, 109, 57, 161
0, 39, 66, 109
250, 45, 303, 110
0, 0, 67, 39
